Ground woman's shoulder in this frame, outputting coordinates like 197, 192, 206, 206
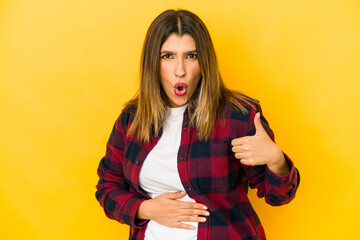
222, 91, 260, 118
121, 104, 137, 115
115, 104, 137, 129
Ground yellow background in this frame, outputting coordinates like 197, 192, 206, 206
1, 0, 359, 239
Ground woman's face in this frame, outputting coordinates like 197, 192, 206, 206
159, 33, 201, 108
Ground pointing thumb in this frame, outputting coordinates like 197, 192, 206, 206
254, 112, 265, 135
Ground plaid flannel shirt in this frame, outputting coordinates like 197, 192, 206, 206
95, 101, 300, 240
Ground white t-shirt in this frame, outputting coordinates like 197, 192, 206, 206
138, 104, 198, 240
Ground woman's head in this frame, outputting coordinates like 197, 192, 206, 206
127, 9, 254, 142
139, 9, 221, 109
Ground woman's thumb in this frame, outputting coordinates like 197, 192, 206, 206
165, 191, 186, 199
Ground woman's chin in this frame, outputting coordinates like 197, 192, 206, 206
169, 97, 188, 108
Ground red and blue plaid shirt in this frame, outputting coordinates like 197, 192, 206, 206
95, 101, 300, 240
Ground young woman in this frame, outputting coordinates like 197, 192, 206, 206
95, 9, 300, 240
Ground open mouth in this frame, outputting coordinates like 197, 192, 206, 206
174, 82, 187, 96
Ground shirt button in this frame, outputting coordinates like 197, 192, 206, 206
135, 160, 140, 165
153, 133, 158, 138
188, 187, 192, 192
179, 157, 183, 161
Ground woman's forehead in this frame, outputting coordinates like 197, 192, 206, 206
160, 34, 196, 52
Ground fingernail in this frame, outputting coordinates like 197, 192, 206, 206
201, 218, 206, 222
190, 226, 195, 230
204, 211, 210, 216
203, 206, 208, 210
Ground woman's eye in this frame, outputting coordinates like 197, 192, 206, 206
187, 53, 198, 59
161, 54, 173, 59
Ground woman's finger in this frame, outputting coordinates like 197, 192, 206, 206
180, 208, 210, 217
172, 222, 197, 230
240, 158, 257, 166
177, 201, 208, 210
177, 215, 208, 223
235, 152, 248, 160
232, 145, 248, 153
161, 191, 186, 200
231, 137, 249, 146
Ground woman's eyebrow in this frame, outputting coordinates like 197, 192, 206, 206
160, 50, 197, 54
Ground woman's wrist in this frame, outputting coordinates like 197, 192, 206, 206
136, 199, 152, 220
266, 147, 290, 175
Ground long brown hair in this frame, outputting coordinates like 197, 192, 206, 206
126, 9, 258, 143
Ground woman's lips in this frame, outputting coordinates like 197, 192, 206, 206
174, 82, 187, 96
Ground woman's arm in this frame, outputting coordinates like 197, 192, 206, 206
231, 105, 300, 206
95, 111, 148, 228
96, 110, 210, 229
232, 112, 290, 175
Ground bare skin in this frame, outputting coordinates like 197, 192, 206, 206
136, 191, 209, 230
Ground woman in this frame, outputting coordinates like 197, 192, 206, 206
95, 9, 300, 240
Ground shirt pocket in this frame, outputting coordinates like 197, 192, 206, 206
189, 140, 233, 194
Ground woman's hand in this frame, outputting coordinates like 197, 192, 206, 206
136, 191, 209, 230
231, 112, 289, 175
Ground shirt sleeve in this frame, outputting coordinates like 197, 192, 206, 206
95, 110, 149, 227
240, 103, 300, 206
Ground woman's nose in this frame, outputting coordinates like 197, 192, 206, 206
175, 59, 186, 77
